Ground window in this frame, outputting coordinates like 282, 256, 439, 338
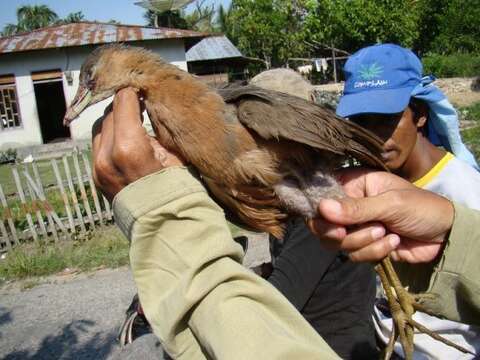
0, 75, 21, 130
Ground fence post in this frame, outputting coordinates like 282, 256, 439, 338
23, 171, 62, 242
102, 195, 112, 221
12, 167, 38, 243
24, 164, 48, 239
63, 155, 87, 234
72, 152, 95, 229
0, 216, 10, 250
0, 184, 19, 246
81, 152, 104, 225
51, 159, 76, 233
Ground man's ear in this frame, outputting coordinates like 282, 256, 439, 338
414, 102, 429, 129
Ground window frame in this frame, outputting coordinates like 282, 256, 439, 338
0, 74, 23, 131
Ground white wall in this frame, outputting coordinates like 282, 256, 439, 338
0, 39, 188, 149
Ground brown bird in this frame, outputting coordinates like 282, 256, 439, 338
64, 44, 469, 360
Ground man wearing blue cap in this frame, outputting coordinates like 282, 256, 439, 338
337, 43, 480, 359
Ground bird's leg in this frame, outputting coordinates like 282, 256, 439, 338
376, 258, 474, 359
377, 258, 414, 360
376, 261, 412, 360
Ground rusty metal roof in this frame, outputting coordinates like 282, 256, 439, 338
186, 35, 243, 62
0, 21, 207, 55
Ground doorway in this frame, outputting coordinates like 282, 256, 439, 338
32, 70, 70, 144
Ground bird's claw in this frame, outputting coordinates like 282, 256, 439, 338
376, 259, 474, 360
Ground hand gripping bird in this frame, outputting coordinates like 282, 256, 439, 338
64, 44, 470, 360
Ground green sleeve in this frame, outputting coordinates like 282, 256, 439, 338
113, 166, 338, 360
422, 203, 480, 325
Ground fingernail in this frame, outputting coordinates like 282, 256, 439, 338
371, 226, 385, 239
388, 234, 401, 248
321, 199, 342, 215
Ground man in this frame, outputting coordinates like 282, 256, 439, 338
335, 43, 480, 358
251, 69, 377, 359
92, 87, 480, 359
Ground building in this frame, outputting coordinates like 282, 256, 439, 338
186, 35, 250, 87
0, 21, 206, 150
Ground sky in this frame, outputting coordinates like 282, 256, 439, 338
0, 0, 231, 29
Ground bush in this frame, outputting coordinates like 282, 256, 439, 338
422, 53, 480, 78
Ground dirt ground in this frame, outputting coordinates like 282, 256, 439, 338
313, 77, 480, 107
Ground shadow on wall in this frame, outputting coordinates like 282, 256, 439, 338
3, 319, 117, 360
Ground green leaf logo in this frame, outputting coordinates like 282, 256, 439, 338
358, 63, 383, 81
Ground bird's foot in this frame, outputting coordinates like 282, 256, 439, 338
376, 259, 474, 360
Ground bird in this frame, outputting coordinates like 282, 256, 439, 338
63, 44, 470, 360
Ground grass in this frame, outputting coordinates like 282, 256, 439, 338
460, 101, 480, 160
0, 151, 92, 196
459, 102, 480, 123
0, 151, 97, 233
462, 125, 480, 160
0, 226, 129, 283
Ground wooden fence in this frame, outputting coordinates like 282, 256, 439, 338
0, 151, 112, 251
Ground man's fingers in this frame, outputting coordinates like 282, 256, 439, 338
308, 218, 346, 241
318, 194, 394, 226
348, 233, 400, 262
390, 240, 443, 264
337, 223, 386, 252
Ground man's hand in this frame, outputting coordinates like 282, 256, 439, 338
92, 87, 184, 201
308, 169, 454, 263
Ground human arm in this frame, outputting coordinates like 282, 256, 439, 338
93, 88, 339, 359
308, 169, 480, 325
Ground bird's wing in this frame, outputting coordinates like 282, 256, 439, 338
218, 85, 385, 168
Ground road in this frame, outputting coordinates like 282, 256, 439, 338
0, 267, 166, 360
0, 233, 271, 359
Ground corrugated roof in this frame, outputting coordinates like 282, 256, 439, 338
186, 35, 242, 62
0, 21, 207, 55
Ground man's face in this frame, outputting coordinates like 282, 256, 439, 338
350, 107, 419, 170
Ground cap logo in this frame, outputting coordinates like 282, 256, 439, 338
354, 62, 388, 89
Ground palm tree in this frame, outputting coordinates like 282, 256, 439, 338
1, 5, 58, 36
62, 11, 85, 24
16, 5, 59, 31
1, 24, 19, 36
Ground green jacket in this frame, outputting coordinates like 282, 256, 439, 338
113, 166, 480, 359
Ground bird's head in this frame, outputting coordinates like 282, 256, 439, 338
64, 44, 152, 125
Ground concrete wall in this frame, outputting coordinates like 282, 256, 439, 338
0, 39, 188, 149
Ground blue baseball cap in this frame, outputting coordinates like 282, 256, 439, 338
336, 44, 423, 118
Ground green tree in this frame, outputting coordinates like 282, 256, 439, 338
414, 0, 449, 54
16, 5, 58, 31
2, 24, 18, 36
217, 3, 233, 34
2, 5, 58, 35
183, 0, 216, 32
144, 0, 217, 32
144, 9, 189, 29
428, 0, 480, 54
303, 0, 420, 53
62, 11, 85, 24
228, 0, 308, 68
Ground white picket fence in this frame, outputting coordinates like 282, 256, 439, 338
0, 151, 112, 251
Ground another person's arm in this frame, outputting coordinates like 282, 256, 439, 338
93, 88, 339, 359
308, 169, 480, 325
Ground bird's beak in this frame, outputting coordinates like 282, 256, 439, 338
64, 86, 92, 126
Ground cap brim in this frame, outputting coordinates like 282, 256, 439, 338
336, 86, 415, 118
